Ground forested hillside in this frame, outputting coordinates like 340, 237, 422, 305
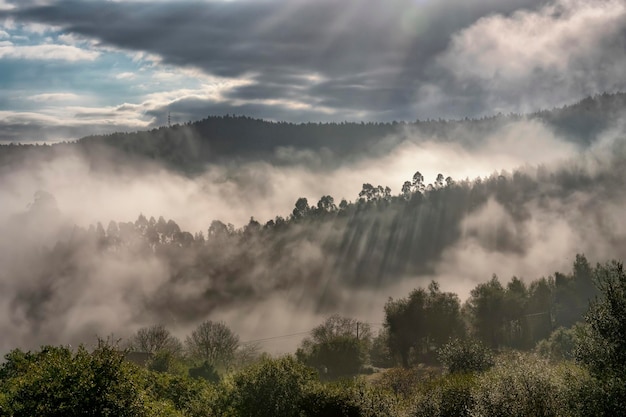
0, 92, 624, 173
1, 91, 626, 416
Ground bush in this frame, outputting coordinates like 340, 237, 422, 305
575, 261, 626, 377
536, 325, 583, 361
300, 383, 363, 417
571, 375, 626, 417
411, 373, 475, 417
471, 353, 586, 417
297, 335, 367, 379
369, 329, 394, 368
374, 367, 433, 399
148, 350, 187, 375
188, 361, 220, 383
227, 356, 317, 417
437, 338, 494, 374
144, 371, 217, 417
0, 342, 150, 417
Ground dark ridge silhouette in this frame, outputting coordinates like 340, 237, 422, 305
0, 92, 624, 173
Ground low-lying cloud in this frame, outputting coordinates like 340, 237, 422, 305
0, 116, 624, 354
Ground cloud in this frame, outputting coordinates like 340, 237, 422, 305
0, 0, 14, 11
431, 0, 626, 115
28, 92, 81, 102
115, 71, 135, 80
3, 0, 551, 122
0, 42, 99, 61
0, 114, 624, 352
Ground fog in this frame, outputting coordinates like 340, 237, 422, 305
1, 116, 625, 354
0, 119, 578, 231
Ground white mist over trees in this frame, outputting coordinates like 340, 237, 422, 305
0, 94, 624, 353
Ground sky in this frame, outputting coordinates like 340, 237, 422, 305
0, 0, 624, 142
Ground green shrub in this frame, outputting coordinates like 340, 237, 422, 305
536, 325, 583, 361
575, 261, 626, 377
147, 350, 187, 375
1, 342, 150, 417
569, 375, 626, 417
228, 356, 317, 417
297, 335, 367, 379
472, 353, 586, 417
301, 383, 362, 417
374, 367, 433, 399
188, 360, 220, 382
437, 338, 494, 374
411, 373, 475, 417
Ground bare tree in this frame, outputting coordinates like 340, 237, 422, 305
129, 324, 183, 355
185, 320, 239, 367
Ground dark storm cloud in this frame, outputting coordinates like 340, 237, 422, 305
4, 0, 547, 120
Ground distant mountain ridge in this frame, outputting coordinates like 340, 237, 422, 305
1, 92, 624, 173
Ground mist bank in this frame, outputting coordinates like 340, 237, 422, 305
0, 93, 625, 354
2, 130, 626, 353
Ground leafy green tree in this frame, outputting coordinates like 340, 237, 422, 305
310, 314, 371, 344
385, 282, 464, 367
229, 356, 316, 417
297, 315, 370, 378
526, 277, 554, 345
298, 337, 365, 379
370, 329, 394, 368
535, 325, 583, 362
0, 341, 149, 417
412, 373, 476, 417
425, 282, 465, 347
502, 277, 529, 348
554, 254, 598, 328
437, 338, 494, 374
465, 275, 506, 348
576, 261, 626, 377
384, 288, 427, 367
144, 371, 216, 416
147, 350, 186, 375
188, 361, 220, 383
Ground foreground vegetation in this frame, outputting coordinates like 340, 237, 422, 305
1, 258, 625, 416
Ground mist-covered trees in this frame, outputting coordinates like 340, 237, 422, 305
9, 150, 622, 341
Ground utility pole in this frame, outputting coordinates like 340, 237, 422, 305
356, 322, 359, 341
168, 111, 171, 127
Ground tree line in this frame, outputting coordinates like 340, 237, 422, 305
1, 92, 623, 172
1, 255, 625, 416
